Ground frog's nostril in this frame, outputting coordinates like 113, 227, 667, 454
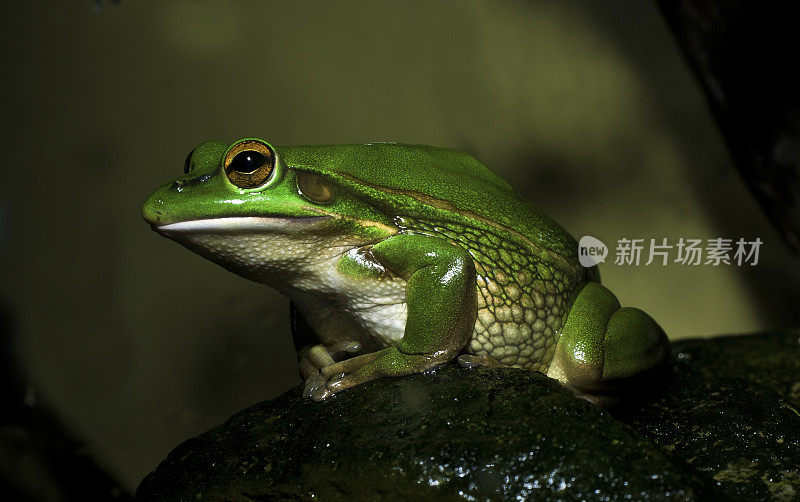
170, 173, 213, 192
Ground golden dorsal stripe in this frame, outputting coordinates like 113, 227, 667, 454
335, 174, 578, 275
300, 204, 399, 235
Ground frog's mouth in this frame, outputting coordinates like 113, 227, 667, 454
153, 216, 331, 235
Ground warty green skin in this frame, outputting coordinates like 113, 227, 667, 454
143, 138, 669, 402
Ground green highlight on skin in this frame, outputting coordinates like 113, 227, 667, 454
554, 282, 668, 393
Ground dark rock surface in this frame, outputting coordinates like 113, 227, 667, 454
618, 331, 800, 501
136, 331, 800, 501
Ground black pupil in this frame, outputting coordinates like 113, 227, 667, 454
183, 148, 195, 174
230, 150, 266, 173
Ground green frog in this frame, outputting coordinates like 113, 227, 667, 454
142, 138, 669, 403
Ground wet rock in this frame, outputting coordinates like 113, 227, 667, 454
617, 331, 800, 501
136, 330, 800, 501
670, 331, 800, 406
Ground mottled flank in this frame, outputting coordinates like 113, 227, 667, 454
398, 217, 582, 371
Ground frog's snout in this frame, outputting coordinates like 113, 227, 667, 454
142, 194, 166, 227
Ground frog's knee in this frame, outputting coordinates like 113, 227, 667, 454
601, 307, 669, 384
549, 283, 669, 395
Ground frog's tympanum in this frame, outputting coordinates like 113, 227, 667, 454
143, 139, 669, 403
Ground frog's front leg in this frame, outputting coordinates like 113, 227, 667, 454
290, 302, 362, 398
312, 234, 478, 401
548, 281, 669, 406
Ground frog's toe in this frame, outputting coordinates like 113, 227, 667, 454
326, 372, 369, 395
299, 347, 385, 400
319, 350, 384, 378
302, 373, 326, 399
299, 358, 319, 382
302, 340, 363, 370
325, 340, 362, 360
308, 346, 453, 398
326, 347, 446, 395
325, 355, 393, 395
310, 381, 334, 402
299, 341, 365, 389
457, 353, 503, 369
302, 344, 336, 370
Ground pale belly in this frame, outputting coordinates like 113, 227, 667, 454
291, 274, 410, 352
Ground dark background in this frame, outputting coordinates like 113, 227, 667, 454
1, 0, 798, 492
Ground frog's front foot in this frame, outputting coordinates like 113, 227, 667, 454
307, 346, 448, 401
299, 341, 362, 399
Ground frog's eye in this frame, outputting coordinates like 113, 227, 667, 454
296, 171, 333, 204
223, 139, 276, 189
183, 148, 196, 174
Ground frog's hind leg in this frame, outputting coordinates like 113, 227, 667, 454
548, 281, 669, 406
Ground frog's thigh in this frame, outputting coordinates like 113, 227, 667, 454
550, 282, 668, 393
326, 234, 477, 395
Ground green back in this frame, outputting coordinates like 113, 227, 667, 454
277, 143, 578, 260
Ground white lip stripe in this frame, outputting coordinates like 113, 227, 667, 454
157, 216, 327, 233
